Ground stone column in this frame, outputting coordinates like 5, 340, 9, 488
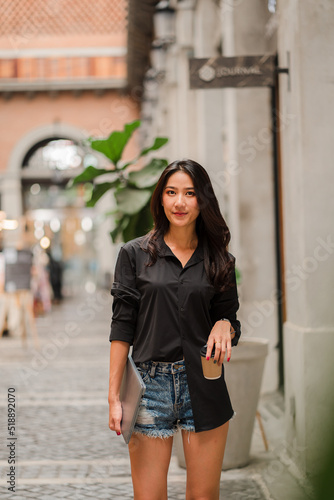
1, 173, 23, 247
278, 0, 334, 475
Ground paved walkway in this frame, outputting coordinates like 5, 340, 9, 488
0, 291, 313, 499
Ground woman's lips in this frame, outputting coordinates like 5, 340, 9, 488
173, 212, 187, 216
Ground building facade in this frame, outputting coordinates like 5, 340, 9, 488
0, 0, 139, 292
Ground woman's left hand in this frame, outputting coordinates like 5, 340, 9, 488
206, 320, 235, 366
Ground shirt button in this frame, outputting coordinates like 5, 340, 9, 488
180, 307, 184, 312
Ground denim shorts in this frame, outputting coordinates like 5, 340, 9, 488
133, 359, 195, 438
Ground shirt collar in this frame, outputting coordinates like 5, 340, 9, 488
158, 233, 204, 267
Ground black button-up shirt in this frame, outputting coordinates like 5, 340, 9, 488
110, 235, 241, 432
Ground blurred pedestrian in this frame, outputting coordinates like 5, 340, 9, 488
47, 250, 63, 303
31, 246, 52, 314
108, 159, 241, 500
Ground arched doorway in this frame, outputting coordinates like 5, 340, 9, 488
2, 123, 111, 304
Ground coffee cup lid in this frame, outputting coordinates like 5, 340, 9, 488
200, 344, 216, 358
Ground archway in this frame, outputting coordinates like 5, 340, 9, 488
2, 123, 108, 304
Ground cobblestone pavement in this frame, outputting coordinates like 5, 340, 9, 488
0, 292, 312, 499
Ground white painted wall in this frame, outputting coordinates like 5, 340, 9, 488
193, 0, 226, 215
278, 0, 334, 475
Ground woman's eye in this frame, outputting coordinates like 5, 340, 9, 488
166, 190, 175, 195
186, 191, 196, 196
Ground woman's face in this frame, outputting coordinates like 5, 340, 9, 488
162, 171, 200, 231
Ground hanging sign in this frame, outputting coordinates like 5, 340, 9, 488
189, 55, 276, 89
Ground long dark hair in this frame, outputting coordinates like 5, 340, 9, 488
142, 159, 234, 291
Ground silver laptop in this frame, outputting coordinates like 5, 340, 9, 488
120, 355, 146, 444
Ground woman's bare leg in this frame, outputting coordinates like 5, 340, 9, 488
128, 433, 174, 500
182, 422, 229, 500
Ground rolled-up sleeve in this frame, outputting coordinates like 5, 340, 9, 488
109, 246, 141, 344
210, 258, 241, 347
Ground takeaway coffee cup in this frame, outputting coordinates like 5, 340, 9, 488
200, 344, 222, 380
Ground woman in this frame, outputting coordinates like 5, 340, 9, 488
108, 159, 241, 500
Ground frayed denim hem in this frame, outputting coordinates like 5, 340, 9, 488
178, 424, 195, 433
132, 428, 176, 439
132, 421, 196, 441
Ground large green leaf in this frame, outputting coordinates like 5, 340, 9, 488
110, 226, 122, 243
110, 214, 130, 243
128, 158, 168, 188
123, 204, 153, 242
71, 166, 117, 185
122, 136, 169, 169
90, 120, 140, 166
115, 187, 152, 215
139, 137, 168, 158
86, 182, 116, 207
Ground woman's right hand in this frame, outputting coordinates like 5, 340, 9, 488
108, 399, 123, 435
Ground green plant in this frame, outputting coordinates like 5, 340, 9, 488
71, 120, 168, 242
235, 266, 242, 285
